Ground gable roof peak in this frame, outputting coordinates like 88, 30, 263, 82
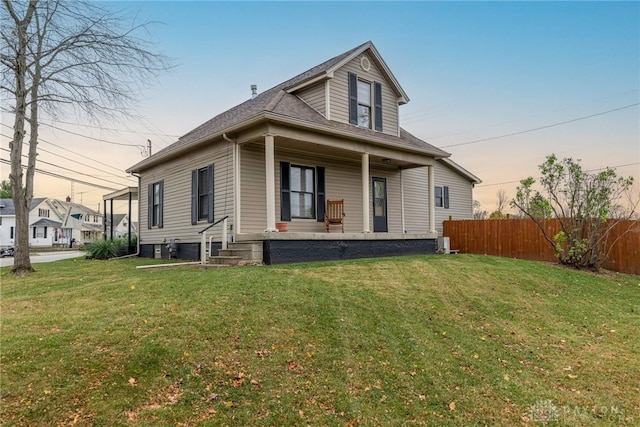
284, 41, 409, 104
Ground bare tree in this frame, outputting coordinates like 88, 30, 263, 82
495, 189, 509, 218
472, 200, 488, 219
1, 0, 171, 274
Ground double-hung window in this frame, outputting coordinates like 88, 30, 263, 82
435, 186, 450, 209
280, 162, 326, 222
349, 72, 383, 131
191, 164, 214, 224
357, 80, 371, 128
148, 180, 163, 228
290, 165, 315, 219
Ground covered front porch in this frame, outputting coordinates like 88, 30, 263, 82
233, 123, 441, 236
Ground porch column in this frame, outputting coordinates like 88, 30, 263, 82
428, 165, 436, 234
361, 153, 370, 233
264, 134, 277, 232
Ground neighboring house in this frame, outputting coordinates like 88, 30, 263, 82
49, 197, 103, 245
0, 197, 68, 247
127, 41, 480, 264
434, 158, 482, 236
105, 213, 136, 239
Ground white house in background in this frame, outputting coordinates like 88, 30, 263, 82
1, 197, 67, 247
105, 213, 136, 239
0, 197, 104, 248
49, 197, 103, 245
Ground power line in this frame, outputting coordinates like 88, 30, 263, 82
0, 147, 131, 188
439, 103, 640, 149
0, 158, 118, 191
38, 122, 145, 148
476, 162, 640, 188
52, 119, 179, 138
0, 133, 136, 184
1, 123, 139, 176
2, 109, 178, 148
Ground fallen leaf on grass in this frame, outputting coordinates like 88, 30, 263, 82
128, 378, 137, 387
287, 360, 302, 371
503, 374, 510, 381
449, 401, 456, 411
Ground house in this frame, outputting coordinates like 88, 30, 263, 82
105, 213, 136, 239
0, 197, 67, 247
49, 197, 104, 245
127, 41, 480, 264
0, 197, 104, 248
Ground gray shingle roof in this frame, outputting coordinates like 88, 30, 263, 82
128, 42, 449, 173
0, 198, 47, 216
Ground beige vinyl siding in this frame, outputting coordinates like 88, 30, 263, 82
401, 167, 430, 233
296, 82, 326, 117
329, 52, 400, 137
239, 144, 407, 233
140, 142, 234, 244
239, 144, 267, 233
435, 162, 474, 236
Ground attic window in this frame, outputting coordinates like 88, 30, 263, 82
348, 72, 383, 131
357, 80, 371, 128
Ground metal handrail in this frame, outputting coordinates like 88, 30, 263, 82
198, 215, 229, 234
199, 215, 230, 265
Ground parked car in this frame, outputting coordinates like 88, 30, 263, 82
0, 246, 15, 257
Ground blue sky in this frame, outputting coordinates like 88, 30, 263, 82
2, 1, 638, 214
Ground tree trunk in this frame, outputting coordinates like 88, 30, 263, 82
7, 0, 36, 275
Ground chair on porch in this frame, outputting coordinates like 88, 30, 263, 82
324, 199, 345, 233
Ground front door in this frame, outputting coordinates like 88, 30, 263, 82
372, 177, 388, 232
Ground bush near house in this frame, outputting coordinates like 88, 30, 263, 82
85, 238, 123, 259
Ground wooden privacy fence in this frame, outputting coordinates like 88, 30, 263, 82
443, 218, 640, 275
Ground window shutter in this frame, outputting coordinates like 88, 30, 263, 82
147, 183, 153, 229
348, 72, 358, 125
280, 162, 291, 221
33, 227, 36, 239
444, 186, 450, 209
316, 166, 325, 222
207, 163, 215, 223
374, 81, 383, 131
158, 180, 164, 228
44, 226, 47, 239
191, 169, 198, 225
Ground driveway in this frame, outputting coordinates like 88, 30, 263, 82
0, 251, 84, 268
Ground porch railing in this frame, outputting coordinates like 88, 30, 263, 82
198, 215, 229, 265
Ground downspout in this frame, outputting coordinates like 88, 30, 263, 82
112, 174, 141, 260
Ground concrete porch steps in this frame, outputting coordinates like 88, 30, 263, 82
207, 241, 263, 267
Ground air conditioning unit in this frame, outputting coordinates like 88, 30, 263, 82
437, 237, 450, 254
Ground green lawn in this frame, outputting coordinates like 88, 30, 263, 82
1, 255, 638, 426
